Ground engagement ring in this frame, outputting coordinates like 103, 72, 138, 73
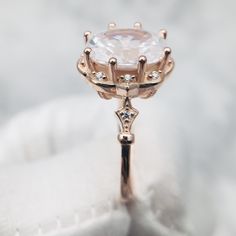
77, 22, 174, 200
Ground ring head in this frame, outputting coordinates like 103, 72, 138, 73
77, 23, 174, 99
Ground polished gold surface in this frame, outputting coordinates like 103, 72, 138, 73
77, 23, 174, 200
116, 97, 138, 199
159, 29, 167, 40
83, 31, 91, 44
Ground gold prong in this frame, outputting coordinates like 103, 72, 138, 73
84, 31, 91, 44
84, 47, 93, 71
108, 22, 116, 30
159, 29, 167, 40
159, 47, 171, 77
108, 57, 117, 83
134, 22, 142, 30
138, 55, 147, 82
164, 47, 171, 58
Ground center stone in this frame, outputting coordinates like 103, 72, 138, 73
87, 29, 164, 68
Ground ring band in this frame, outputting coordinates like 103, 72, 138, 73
116, 97, 138, 199
77, 22, 174, 200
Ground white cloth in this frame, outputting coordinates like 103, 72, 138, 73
0, 95, 186, 236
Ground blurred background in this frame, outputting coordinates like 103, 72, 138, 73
0, 0, 235, 235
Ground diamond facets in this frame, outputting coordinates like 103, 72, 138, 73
149, 71, 160, 80
87, 29, 164, 68
95, 71, 106, 81
124, 74, 132, 82
122, 110, 133, 120
121, 74, 135, 82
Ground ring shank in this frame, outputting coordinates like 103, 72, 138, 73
121, 143, 132, 199
116, 97, 137, 200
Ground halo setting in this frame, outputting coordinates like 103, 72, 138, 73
77, 23, 174, 200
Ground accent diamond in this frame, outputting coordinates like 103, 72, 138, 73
95, 72, 106, 81
121, 110, 134, 120
149, 71, 160, 80
122, 74, 135, 82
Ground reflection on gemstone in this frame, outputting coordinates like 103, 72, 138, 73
87, 29, 164, 68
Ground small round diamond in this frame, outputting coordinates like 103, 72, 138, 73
149, 71, 160, 80
123, 111, 131, 119
95, 72, 106, 81
123, 74, 134, 82
121, 110, 134, 120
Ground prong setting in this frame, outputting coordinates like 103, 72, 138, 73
84, 31, 91, 44
108, 57, 117, 83
138, 55, 147, 82
83, 47, 94, 72
159, 29, 167, 40
164, 47, 171, 56
160, 47, 171, 71
78, 25, 174, 99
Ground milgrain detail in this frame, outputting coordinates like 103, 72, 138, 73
116, 97, 139, 135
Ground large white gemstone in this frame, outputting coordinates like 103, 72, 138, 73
87, 29, 164, 68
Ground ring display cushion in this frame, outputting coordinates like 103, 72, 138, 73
0, 96, 183, 236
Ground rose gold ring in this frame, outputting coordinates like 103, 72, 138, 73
77, 22, 174, 200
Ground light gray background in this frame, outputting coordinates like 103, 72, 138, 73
0, 0, 235, 116
0, 0, 236, 235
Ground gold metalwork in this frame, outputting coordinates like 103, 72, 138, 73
159, 29, 167, 40
77, 23, 174, 200
116, 98, 138, 199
